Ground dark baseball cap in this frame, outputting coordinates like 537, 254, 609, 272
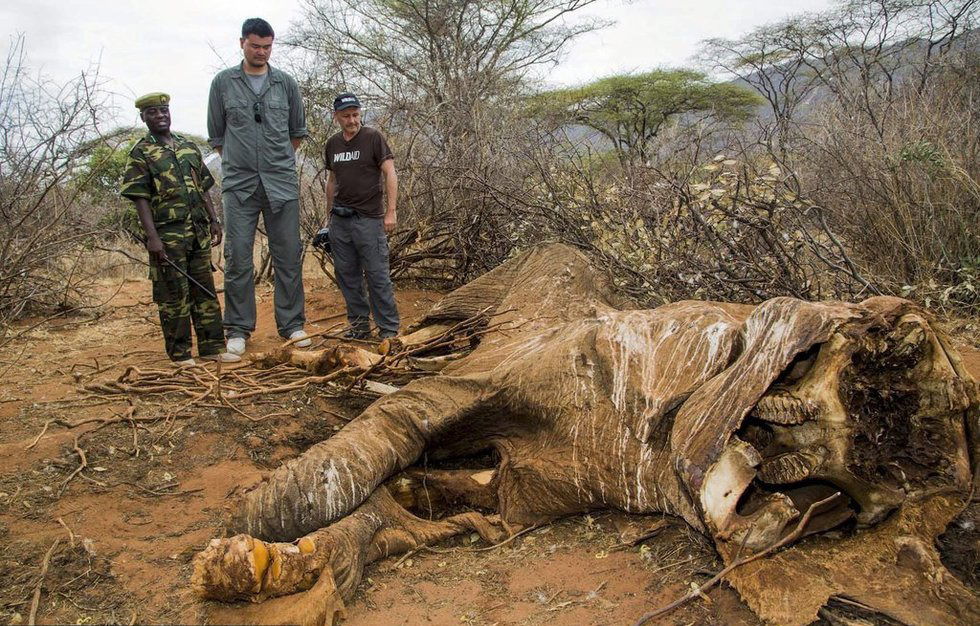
333, 92, 361, 111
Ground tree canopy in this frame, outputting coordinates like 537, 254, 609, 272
531, 69, 761, 164
289, 0, 605, 111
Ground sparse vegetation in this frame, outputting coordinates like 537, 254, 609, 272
3, 0, 975, 340
700, 0, 980, 313
282, 0, 980, 319
0, 35, 124, 344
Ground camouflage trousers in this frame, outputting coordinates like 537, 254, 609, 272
150, 222, 224, 361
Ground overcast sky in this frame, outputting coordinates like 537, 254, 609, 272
1, 0, 832, 137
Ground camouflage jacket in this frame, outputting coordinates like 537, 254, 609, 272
120, 132, 216, 227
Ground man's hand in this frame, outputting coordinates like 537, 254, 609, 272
383, 211, 397, 234
210, 220, 223, 247
146, 235, 168, 263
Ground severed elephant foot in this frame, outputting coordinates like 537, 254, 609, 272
192, 487, 505, 615
202, 565, 345, 626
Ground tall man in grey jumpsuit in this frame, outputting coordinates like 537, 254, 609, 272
324, 92, 400, 339
207, 17, 311, 355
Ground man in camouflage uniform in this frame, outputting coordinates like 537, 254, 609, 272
120, 92, 239, 366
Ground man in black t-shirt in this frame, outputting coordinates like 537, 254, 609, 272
323, 92, 400, 339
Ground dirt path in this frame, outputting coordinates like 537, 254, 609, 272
0, 268, 975, 625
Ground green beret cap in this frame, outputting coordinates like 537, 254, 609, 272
134, 92, 170, 110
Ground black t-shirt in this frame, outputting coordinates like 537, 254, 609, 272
324, 126, 394, 218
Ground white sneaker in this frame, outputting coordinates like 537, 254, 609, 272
226, 337, 246, 355
289, 329, 312, 348
174, 358, 197, 367
202, 352, 242, 363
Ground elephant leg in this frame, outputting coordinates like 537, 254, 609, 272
229, 375, 489, 541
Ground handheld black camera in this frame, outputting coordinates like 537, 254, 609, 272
312, 227, 331, 254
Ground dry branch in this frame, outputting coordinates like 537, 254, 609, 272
633, 493, 843, 625
75, 308, 494, 420
59, 436, 104, 495
28, 539, 60, 625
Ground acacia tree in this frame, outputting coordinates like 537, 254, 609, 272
530, 69, 761, 166
286, 0, 605, 284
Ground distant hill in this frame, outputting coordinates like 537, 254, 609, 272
539, 29, 978, 155
726, 28, 979, 122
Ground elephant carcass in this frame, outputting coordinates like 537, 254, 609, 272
193, 244, 979, 626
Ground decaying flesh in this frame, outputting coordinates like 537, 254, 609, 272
193, 244, 979, 626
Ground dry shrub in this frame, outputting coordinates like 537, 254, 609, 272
0, 37, 120, 344
620, 158, 870, 303
290, 94, 536, 290
801, 58, 980, 313
490, 135, 872, 308
280, 0, 978, 318
701, 0, 979, 316
286, 0, 605, 289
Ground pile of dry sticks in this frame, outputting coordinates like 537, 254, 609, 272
81, 307, 502, 407
26, 310, 506, 494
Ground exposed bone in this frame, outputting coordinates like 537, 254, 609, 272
698, 438, 805, 551
758, 446, 828, 484
750, 393, 817, 424
406, 353, 465, 372
362, 380, 399, 395
700, 438, 763, 537
197, 245, 978, 626
378, 324, 453, 355
250, 345, 382, 375
749, 331, 907, 525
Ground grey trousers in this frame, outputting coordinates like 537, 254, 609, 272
330, 211, 400, 333
222, 184, 305, 339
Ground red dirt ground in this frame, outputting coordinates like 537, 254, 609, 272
0, 267, 976, 626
